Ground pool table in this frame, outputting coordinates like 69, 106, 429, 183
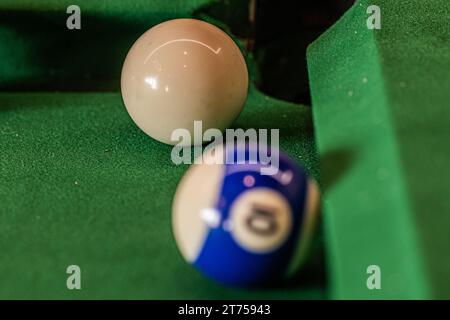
0, 0, 449, 299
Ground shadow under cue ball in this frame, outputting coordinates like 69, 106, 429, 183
121, 19, 249, 145
172, 143, 320, 287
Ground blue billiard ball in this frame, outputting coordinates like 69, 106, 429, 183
172, 143, 320, 287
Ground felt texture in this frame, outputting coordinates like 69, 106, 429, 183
0, 0, 327, 299
0, 86, 324, 299
0, 0, 249, 91
1, 0, 449, 300
308, 0, 450, 299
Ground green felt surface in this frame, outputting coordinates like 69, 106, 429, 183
0, 87, 324, 299
308, 0, 450, 299
1, 0, 449, 300
0, 0, 249, 91
0, 0, 327, 299
0, 0, 210, 11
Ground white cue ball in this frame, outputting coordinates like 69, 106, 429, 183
121, 19, 249, 145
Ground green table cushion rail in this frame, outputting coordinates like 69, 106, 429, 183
0, 0, 250, 91
0, 85, 325, 299
3, 0, 448, 300
308, 0, 450, 299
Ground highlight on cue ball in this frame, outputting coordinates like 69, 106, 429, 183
171, 143, 321, 287
120, 18, 249, 146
